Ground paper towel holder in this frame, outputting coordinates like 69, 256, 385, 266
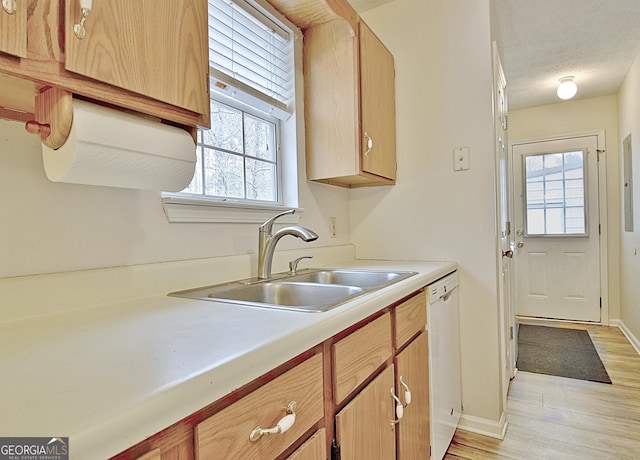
25, 87, 73, 150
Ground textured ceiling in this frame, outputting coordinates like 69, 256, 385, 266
494, 0, 640, 109
351, 0, 640, 110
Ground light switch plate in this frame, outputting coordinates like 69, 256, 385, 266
453, 147, 470, 171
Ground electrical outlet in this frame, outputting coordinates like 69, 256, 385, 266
329, 217, 337, 238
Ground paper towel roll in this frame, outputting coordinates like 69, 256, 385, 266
42, 99, 196, 192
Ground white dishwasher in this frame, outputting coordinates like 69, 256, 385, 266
427, 271, 461, 460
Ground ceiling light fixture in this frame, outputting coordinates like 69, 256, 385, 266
557, 76, 577, 100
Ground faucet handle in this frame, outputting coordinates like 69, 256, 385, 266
289, 256, 313, 275
259, 209, 296, 234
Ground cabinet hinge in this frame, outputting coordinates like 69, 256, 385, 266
331, 439, 341, 460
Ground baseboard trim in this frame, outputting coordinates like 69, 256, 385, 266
457, 411, 508, 440
611, 319, 640, 357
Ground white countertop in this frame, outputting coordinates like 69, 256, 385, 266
0, 258, 456, 459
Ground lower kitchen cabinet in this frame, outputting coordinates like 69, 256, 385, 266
335, 365, 396, 460
332, 292, 430, 460
395, 332, 430, 460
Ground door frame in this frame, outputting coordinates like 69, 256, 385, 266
509, 129, 609, 325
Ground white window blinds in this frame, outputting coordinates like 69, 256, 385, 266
208, 0, 294, 120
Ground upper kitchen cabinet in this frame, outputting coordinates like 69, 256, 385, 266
0, 0, 209, 128
304, 18, 397, 187
64, 0, 209, 119
0, 0, 27, 58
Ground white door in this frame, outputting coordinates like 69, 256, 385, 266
493, 42, 517, 385
512, 135, 601, 322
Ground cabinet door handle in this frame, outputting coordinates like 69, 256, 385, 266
73, 0, 93, 39
399, 375, 412, 406
364, 132, 374, 156
249, 401, 297, 442
389, 387, 404, 426
2, 0, 16, 15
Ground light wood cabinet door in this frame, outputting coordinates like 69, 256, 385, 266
335, 365, 396, 460
195, 353, 324, 460
395, 332, 430, 460
359, 20, 396, 181
287, 429, 327, 460
0, 0, 27, 58
64, 0, 209, 117
304, 18, 396, 188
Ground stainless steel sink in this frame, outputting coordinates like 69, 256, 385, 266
288, 269, 414, 288
169, 269, 417, 313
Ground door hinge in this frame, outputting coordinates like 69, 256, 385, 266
332, 439, 341, 460
599, 224, 601, 235
510, 325, 514, 340
600, 297, 602, 308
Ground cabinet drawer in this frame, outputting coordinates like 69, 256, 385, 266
195, 353, 324, 460
287, 428, 326, 460
395, 292, 426, 349
333, 312, 392, 404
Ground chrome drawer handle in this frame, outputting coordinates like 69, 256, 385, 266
389, 388, 404, 427
2, 0, 16, 15
249, 401, 297, 442
364, 132, 373, 156
399, 375, 412, 406
73, 0, 93, 39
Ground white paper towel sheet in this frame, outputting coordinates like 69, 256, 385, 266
42, 99, 196, 192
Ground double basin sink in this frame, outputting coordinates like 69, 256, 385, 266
170, 269, 417, 313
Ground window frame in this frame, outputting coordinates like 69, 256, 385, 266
162, 0, 303, 224
522, 148, 589, 238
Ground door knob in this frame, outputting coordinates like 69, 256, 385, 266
502, 249, 513, 258
516, 242, 524, 248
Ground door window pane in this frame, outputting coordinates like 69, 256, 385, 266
524, 150, 587, 236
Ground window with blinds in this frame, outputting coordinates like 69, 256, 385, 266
173, 0, 299, 209
208, 0, 295, 120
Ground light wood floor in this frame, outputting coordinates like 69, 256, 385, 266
445, 323, 640, 459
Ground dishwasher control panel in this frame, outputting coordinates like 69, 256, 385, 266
427, 271, 458, 303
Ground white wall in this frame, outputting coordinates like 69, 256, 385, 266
508, 95, 621, 320
359, 0, 505, 429
617, 52, 640, 343
0, 118, 351, 278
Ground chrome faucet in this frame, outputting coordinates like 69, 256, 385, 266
258, 209, 318, 279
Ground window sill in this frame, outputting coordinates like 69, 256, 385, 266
161, 194, 302, 224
